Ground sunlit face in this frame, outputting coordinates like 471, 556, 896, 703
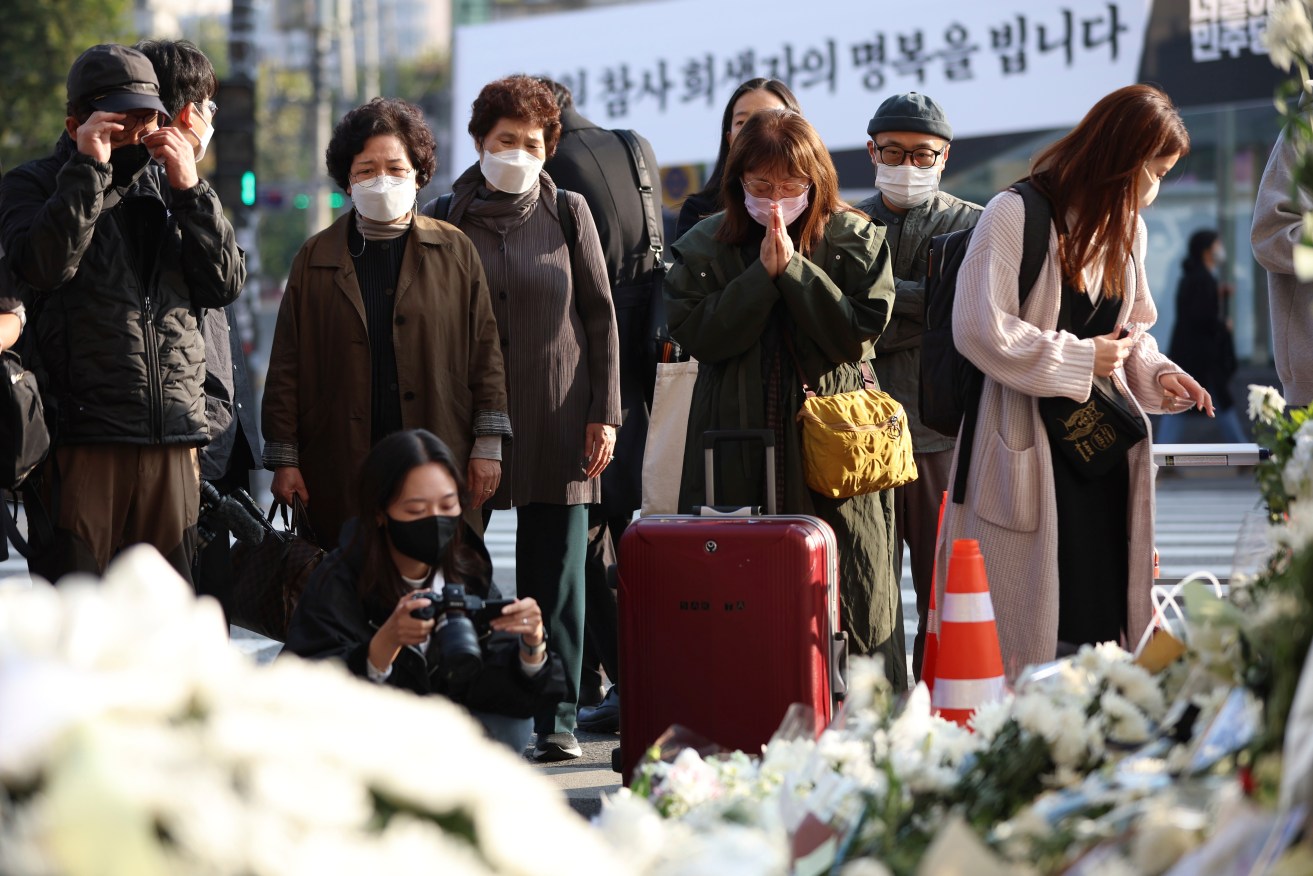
867, 130, 949, 175
347, 133, 417, 196
477, 117, 546, 160
742, 163, 811, 201
1138, 151, 1179, 209
728, 89, 787, 145
382, 462, 462, 525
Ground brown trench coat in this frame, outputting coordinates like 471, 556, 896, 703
262, 212, 508, 543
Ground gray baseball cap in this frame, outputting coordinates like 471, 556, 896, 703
866, 92, 952, 141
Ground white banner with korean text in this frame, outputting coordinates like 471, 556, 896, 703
453, 0, 1157, 167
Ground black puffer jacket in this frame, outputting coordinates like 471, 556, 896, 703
283, 523, 567, 718
0, 133, 245, 445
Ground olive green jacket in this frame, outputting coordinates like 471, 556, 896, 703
664, 209, 905, 676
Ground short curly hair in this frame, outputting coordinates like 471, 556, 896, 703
325, 97, 437, 191
467, 75, 561, 158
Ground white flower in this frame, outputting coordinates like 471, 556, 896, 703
1247, 384, 1287, 424
1100, 690, 1152, 745
967, 696, 1013, 742
839, 858, 894, 876
1105, 660, 1166, 721
1267, 0, 1313, 72
653, 749, 724, 817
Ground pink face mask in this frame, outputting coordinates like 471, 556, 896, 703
744, 190, 810, 227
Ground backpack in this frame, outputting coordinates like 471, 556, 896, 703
920, 180, 1052, 503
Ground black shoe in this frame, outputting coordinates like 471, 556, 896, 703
577, 686, 619, 733
534, 732, 582, 761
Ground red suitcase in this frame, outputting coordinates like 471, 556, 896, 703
616, 430, 847, 783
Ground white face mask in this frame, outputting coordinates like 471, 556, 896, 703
743, 190, 810, 227
876, 163, 939, 209
480, 148, 543, 195
190, 107, 214, 162
1139, 163, 1160, 209
1215, 245, 1227, 263
350, 175, 417, 222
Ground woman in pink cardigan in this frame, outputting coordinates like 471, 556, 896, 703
937, 85, 1213, 681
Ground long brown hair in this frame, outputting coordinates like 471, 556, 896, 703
1029, 84, 1189, 299
351, 429, 490, 612
716, 108, 855, 256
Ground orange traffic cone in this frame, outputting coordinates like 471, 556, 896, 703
922, 492, 947, 695
930, 538, 1006, 727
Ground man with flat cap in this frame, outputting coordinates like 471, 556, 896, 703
854, 92, 981, 683
0, 44, 245, 583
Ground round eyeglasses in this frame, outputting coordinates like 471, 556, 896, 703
742, 178, 812, 199
874, 144, 944, 168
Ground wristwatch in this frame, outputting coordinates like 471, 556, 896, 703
519, 634, 547, 657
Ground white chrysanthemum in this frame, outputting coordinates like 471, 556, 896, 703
1012, 693, 1061, 741
595, 789, 673, 873
653, 748, 724, 817
1266, 0, 1313, 72
1100, 690, 1152, 745
967, 696, 1013, 742
839, 858, 895, 876
1247, 384, 1288, 424
1105, 660, 1166, 721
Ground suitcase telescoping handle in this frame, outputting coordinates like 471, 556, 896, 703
702, 429, 777, 515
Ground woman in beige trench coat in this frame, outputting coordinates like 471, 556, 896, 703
934, 85, 1213, 683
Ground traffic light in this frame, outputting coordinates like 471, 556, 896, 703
213, 78, 256, 216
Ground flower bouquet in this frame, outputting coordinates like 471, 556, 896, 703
0, 546, 628, 876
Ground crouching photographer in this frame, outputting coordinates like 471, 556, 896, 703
284, 429, 564, 751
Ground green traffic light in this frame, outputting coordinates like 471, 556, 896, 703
240, 170, 256, 207
329, 192, 344, 209
293, 194, 310, 209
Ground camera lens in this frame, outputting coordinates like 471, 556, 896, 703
437, 615, 482, 686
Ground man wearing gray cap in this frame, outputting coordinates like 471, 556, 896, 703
854, 92, 981, 682
0, 44, 245, 583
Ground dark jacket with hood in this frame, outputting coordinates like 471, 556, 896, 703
284, 521, 567, 717
0, 133, 245, 446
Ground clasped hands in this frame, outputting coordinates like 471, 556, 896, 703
759, 202, 795, 278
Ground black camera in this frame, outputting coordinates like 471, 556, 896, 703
410, 584, 512, 685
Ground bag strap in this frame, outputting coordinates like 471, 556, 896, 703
951, 180, 1053, 504
614, 129, 664, 270
0, 493, 25, 561
782, 332, 875, 398
430, 193, 456, 223
556, 188, 577, 255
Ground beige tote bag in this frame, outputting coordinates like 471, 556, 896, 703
640, 359, 699, 516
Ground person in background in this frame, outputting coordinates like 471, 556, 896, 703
0, 44, 244, 582
1252, 129, 1313, 407
136, 38, 262, 619
674, 78, 802, 241
666, 108, 905, 689
284, 429, 565, 753
853, 92, 981, 683
538, 76, 663, 733
430, 75, 620, 761
935, 84, 1211, 681
1158, 229, 1247, 445
262, 97, 509, 549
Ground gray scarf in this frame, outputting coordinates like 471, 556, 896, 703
451, 163, 541, 236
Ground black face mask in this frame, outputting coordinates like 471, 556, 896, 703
386, 514, 458, 568
108, 144, 151, 188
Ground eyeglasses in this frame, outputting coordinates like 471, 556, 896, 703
742, 178, 812, 199
349, 167, 416, 184
120, 112, 160, 135
196, 99, 217, 119
874, 144, 945, 168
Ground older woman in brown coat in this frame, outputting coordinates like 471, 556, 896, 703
426, 75, 620, 762
263, 98, 509, 547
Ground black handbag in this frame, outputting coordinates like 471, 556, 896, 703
0, 349, 50, 490
1038, 282, 1147, 478
230, 495, 324, 641
1039, 375, 1148, 478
